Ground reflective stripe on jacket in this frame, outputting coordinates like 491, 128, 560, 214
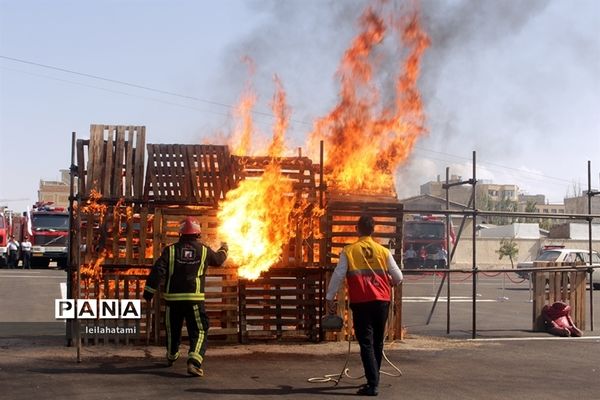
343, 236, 392, 303
144, 238, 227, 301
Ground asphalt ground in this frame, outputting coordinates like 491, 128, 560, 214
1, 269, 599, 399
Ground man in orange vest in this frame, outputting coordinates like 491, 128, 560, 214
326, 216, 403, 396
143, 217, 228, 377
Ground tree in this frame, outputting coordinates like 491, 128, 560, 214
496, 238, 519, 269
524, 201, 537, 223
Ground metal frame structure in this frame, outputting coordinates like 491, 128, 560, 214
405, 151, 600, 338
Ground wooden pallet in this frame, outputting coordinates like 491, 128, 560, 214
78, 203, 154, 267
151, 206, 219, 260
77, 273, 151, 345
233, 155, 318, 203
144, 144, 235, 205
323, 199, 403, 266
76, 125, 146, 200
231, 155, 322, 267
238, 267, 322, 342
532, 262, 587, 331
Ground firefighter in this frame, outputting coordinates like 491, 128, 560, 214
326, 216, 403, 396
20, 236, 32, 269
7, 236, 20, 269
143, 216, 228, 377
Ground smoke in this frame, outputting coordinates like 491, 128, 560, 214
418, 0, 552, 148
204, 0, 599, 200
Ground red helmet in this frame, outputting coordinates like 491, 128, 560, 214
179, 217, 201, 235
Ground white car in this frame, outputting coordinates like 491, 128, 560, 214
516, 248, 600, 289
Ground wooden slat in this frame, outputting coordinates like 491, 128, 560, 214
103, 131, 114, 196
90, 125, 103, 192
113, 126, 126, 197
125, 211, 134, 264
153, 208, 162, 260
138, 208, 148, 264
125, 127, 134, 199
76, 139, 87, 196
134, 126, 146, 199
187, 146, 202, 203
85, 126, 96, 193
146, 144, 160, 201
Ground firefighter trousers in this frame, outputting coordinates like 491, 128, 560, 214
165, 301, 209, 367
350, 300, 390, 388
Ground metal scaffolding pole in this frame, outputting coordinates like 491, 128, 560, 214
471, 151, 477, 339
587, 160, 599, 331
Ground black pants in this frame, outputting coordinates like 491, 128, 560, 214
8, 251, 18, 268
165, 301, 209, 367
22, 252, 31, 269
350, 300, 390, 388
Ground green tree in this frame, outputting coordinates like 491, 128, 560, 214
496, 238, 519, 268
524, 201, 537, 223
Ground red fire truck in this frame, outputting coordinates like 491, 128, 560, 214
402, 215, 449, 269
0, 210, 9, 266
20, 202, 69, 268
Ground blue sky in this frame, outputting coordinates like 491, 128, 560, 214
1, 0, 599, 212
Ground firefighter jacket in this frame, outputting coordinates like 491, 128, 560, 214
343, 236, 393, 304
143, 238, 227, 302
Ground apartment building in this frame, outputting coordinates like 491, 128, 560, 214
37, 169, 71, 208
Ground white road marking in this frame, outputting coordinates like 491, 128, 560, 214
60, 282, 67, 299
471, 336, 600, 342
403, 296, 497, 303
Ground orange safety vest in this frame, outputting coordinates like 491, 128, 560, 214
343, 236, 392, 303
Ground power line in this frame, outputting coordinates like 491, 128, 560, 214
0, 55, 312, 127
0, 66, 234, 119
413, 147, 575, 184
1, 55, 590, 189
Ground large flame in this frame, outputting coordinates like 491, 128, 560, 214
218, 164, 294, 280
217, 4, 429, 278
218, 74, 295, 280
309, 6, 430, 194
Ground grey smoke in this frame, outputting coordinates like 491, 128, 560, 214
203, 0, 599, 200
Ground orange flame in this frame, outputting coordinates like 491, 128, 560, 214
309, 6, 430, 195
218, 164, 295, 280
218, 76, 295, 280
229, 57, 257, 156
268, 74, 289, 158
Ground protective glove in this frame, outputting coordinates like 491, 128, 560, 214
220, 242, 229, 252
143, 290, 154, 302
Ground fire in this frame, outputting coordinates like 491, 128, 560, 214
218, 74, 295, 280
218, 164, 295, 280
81, 189, 107, 221
216, 3, 429, 278
309, 6, 430, 194
268, 74, 288, 158
229, 57, 257, 156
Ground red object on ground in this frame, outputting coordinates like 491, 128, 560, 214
542, 302, 583, 337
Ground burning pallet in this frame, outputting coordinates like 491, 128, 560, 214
70, 125, 405, 345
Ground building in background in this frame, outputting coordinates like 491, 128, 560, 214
420, 175, 519, 206
564, 192, 600, 218
38, 169, 71, 208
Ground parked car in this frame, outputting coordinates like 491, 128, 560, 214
516, 248, 600, 289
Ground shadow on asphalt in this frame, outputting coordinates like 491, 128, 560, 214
186, 384, 365, 397
28, 362, 189, 379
